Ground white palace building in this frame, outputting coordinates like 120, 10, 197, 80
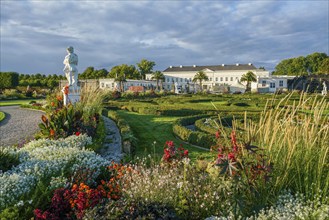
96, 63, 294, 93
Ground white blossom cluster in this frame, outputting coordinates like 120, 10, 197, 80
253, 192, 329, 220
0, 134, 109, 210
205, 192, 329, 220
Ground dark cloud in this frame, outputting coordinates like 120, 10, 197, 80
0, 0, 328, 74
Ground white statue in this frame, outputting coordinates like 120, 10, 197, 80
63, 46, 78, 93
322, 81, 327, 96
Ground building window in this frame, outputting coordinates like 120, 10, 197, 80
167, 78, 170, 82
216, 77, 218, 81
225, 77, 228, 81
262, 80, 266, 87
189, 78, 192, 82
279, 80, 283, 87
236, 77, 239, 81
185, 78, 187, 82
210, 77, 212, 81
220, 77, 223, 81
230, 77, 233, 81
101, 83, 104, 87
270, 83, 275, 88
175, 78, 178, 82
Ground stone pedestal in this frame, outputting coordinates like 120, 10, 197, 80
62, 86, 80, 106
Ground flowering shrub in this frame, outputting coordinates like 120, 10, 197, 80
0, 135, 109, 210
162, 141, 188, 163
212, 130, 272, 181
34, 163, 131, 219
34, 188, 72, 220
206, 192, 329, 220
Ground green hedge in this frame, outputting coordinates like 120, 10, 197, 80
194, 112, 261, 136
172, 115, 216, 149
0, 111, 5, 122
102, 109, 136, 154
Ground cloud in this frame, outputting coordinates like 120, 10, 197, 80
0, 0, 328, 74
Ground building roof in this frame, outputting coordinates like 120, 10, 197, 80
163, 64, 257, 72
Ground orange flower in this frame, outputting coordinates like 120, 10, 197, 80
63, 85, 69, 95
41, 115, 48, 124
50, 129, 55, 136
56, 96, 63, 101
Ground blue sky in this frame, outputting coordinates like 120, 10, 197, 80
1, 0, 328, 75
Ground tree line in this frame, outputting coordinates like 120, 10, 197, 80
273, 52, 329, 75
0, 72, 66, 90
2, 53, 328, 90
79, 59, 156, 80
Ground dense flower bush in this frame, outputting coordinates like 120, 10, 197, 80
33, 163, 131, 219
206, 192, 329, 220
0, 134, 109, 211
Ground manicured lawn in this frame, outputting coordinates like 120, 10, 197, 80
0, 111, 5, 122
117, 110, 214, 161
0, 99, 42, 106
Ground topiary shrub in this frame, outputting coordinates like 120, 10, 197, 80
173, 115, 216, 149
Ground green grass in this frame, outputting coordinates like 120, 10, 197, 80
0, 99, 43, 106
117, 110, 214, 161
0, 111, 5, 122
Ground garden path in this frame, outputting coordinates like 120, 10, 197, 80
0, 106, 44, 147
98, 116, 123, 162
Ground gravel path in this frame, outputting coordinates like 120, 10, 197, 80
98, 116, 123, 163
0, 106, 44, 147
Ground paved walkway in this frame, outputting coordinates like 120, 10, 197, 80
98, 116, 123, 163
0, 106, 44, 147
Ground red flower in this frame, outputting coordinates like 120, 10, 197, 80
231, 130, 238, 151
75, 131, 81, 136
184, 150, 188, 157
215, 130, 220, 139
228, 152, 235, 161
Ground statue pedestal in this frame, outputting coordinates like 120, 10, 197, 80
62, 86, 80, 106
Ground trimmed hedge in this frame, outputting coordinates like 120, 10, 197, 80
194, 112, 261, 136
0, 111, 5, 122
172, 115, 216, 149
102, 109, 137, 155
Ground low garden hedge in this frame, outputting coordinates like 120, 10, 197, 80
102, 109, 136, 155
172, 115, 216, 149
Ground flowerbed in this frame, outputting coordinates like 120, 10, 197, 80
0, 134, 110, 218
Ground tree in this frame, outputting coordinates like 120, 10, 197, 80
192, 71, 208, 91
115, 75, 126, 92
94, 68, 109, 78
151, 71, 165, 91
0, 72, 19, 89
137, 59, 155, 79
109, 64, 139, 79
274, 52, 328, 75
79, 67, 95, 79
240, 71, 257, 92
319, 58, 329, 74
306, 52, 328, 73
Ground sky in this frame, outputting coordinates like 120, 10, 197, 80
0, 0, 328, 75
